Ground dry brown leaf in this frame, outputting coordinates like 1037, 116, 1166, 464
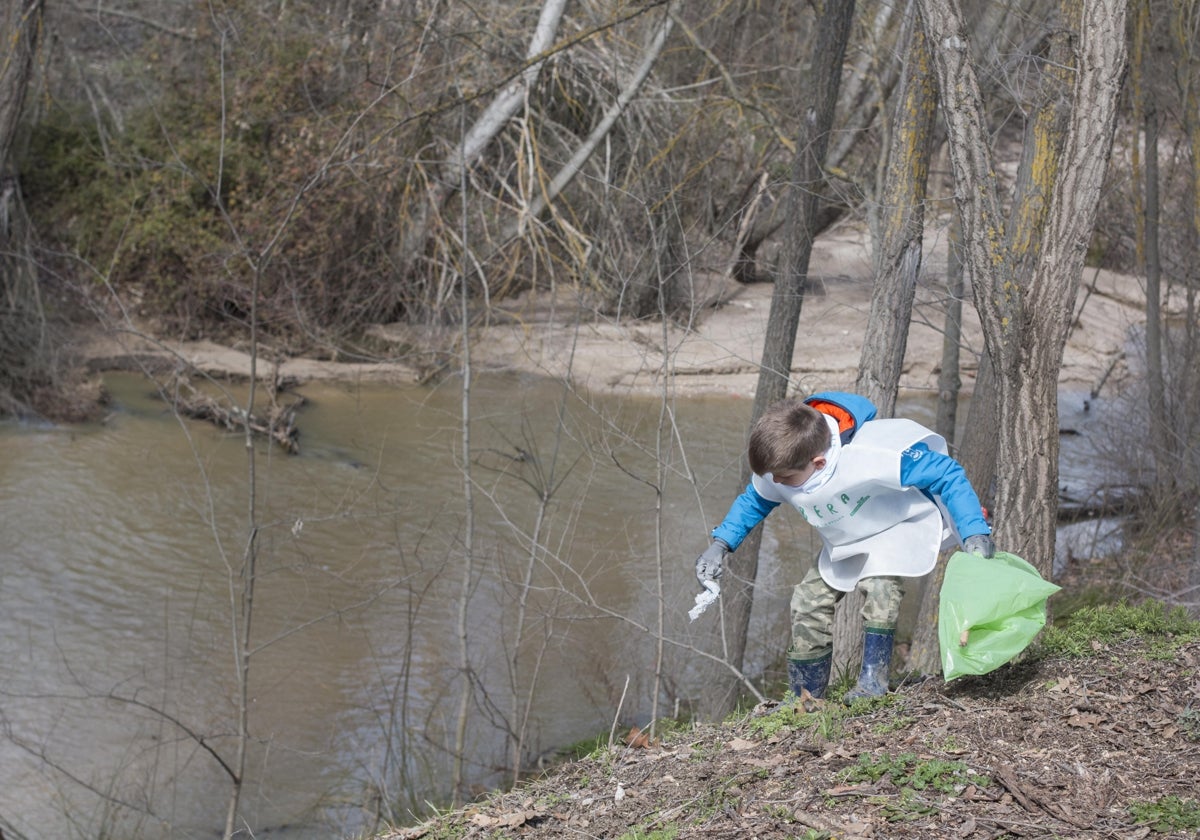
1049, 675, 1081, 694
1066, 711, 1106, 728
624, 725, 659, 749
744, 754, 786, 768
469, 809, 541, 829
824, 783, 874, 797
796, 687, 825, 712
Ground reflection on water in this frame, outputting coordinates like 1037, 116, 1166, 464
0, 374, 1110, 838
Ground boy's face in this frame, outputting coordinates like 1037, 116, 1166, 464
771, 455, 826, 487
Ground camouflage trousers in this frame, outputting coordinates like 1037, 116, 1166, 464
788, 564, 904, 660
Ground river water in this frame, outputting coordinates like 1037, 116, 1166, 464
0, 373, 1113, 839
1, 372, 815, 839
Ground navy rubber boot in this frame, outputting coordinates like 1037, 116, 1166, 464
787, 651, 832, 700
844, 628, 895, 703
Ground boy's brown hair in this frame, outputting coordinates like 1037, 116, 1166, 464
747, 398, 830, 476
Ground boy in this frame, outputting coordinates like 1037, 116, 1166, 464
694, 391, 995, 702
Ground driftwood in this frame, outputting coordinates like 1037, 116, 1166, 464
164, 371, 304, 454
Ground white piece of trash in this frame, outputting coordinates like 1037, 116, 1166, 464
688, 579, 721, 621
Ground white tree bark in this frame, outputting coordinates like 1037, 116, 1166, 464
510, 3, 675, 231
398, 0, 568, 272
445, 0, 569, 190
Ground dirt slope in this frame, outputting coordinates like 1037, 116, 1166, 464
385, 637, 1200, 840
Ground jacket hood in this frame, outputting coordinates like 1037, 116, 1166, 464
804, 391, 878, 445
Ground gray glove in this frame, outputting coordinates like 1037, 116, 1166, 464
695, 538, 730, 584
964, 534, 995, 558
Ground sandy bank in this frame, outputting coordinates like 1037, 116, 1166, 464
83, 225, 1151, 400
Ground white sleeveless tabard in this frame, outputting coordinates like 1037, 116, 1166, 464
752, 418, 958, 592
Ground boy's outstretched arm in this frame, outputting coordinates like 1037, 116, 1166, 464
710, 483, 780, 550
900, 444, 994, 557
696, 484, 781, 584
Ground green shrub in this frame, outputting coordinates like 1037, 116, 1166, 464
20, 36, 408, 338
840, 752, 989, 795
748, 693, 896, 742
617, 826, 679, 840
1128, 795, 1200, 832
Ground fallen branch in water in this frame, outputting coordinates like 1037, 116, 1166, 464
164, 371, 304, 454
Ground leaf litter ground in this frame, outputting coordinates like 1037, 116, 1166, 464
386, 636, 1200, 839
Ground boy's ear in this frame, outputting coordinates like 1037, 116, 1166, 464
812, 455, 827, 469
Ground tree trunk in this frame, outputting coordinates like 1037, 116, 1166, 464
747, 0, 858, 423
856, 3, 937, 418
916, 0, 1127, 576
1130, 0, 1172, 505
935, 207, 964, 447
1173, 0, 1200, 589
0, 0, 45, 417
1141, 105, 1170, 492
827, 0, 902, 173
1003, 0, 1125, 567
906, 200, 970, 678
956, 352, 1000, 504
700, 0, 856, 719
846, 2, 937, 679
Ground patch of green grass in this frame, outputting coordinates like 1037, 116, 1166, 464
688, 740, 724, 763
869, 788, 940, 822
1180, 706, 1200, 742
761, 803, 795, 822
404, 810, 468, 840
561, 733, 610, 761
685, 783, 743, 826
840, 752, 990, 795
747, 704, 801, 739
1144, 641, 1181, 660
1128, 795, 1200, 832
930, 733, 966, 754
654, 716, 693, 739
1037, 600, 1200, 658
535, 790, 574, 809
582, 745, 618, 777
748, 693, 898, 742
617, 825, 679, 840
723, 696, 766, 725
826, 668, 859, 702
871, 715, 916, 735
841, 693, 899, 716
1050, 584, 1121, 619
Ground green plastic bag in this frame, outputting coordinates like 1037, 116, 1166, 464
939, 550, 1061, 681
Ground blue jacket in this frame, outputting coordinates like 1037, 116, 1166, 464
711, 391, 990, 550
